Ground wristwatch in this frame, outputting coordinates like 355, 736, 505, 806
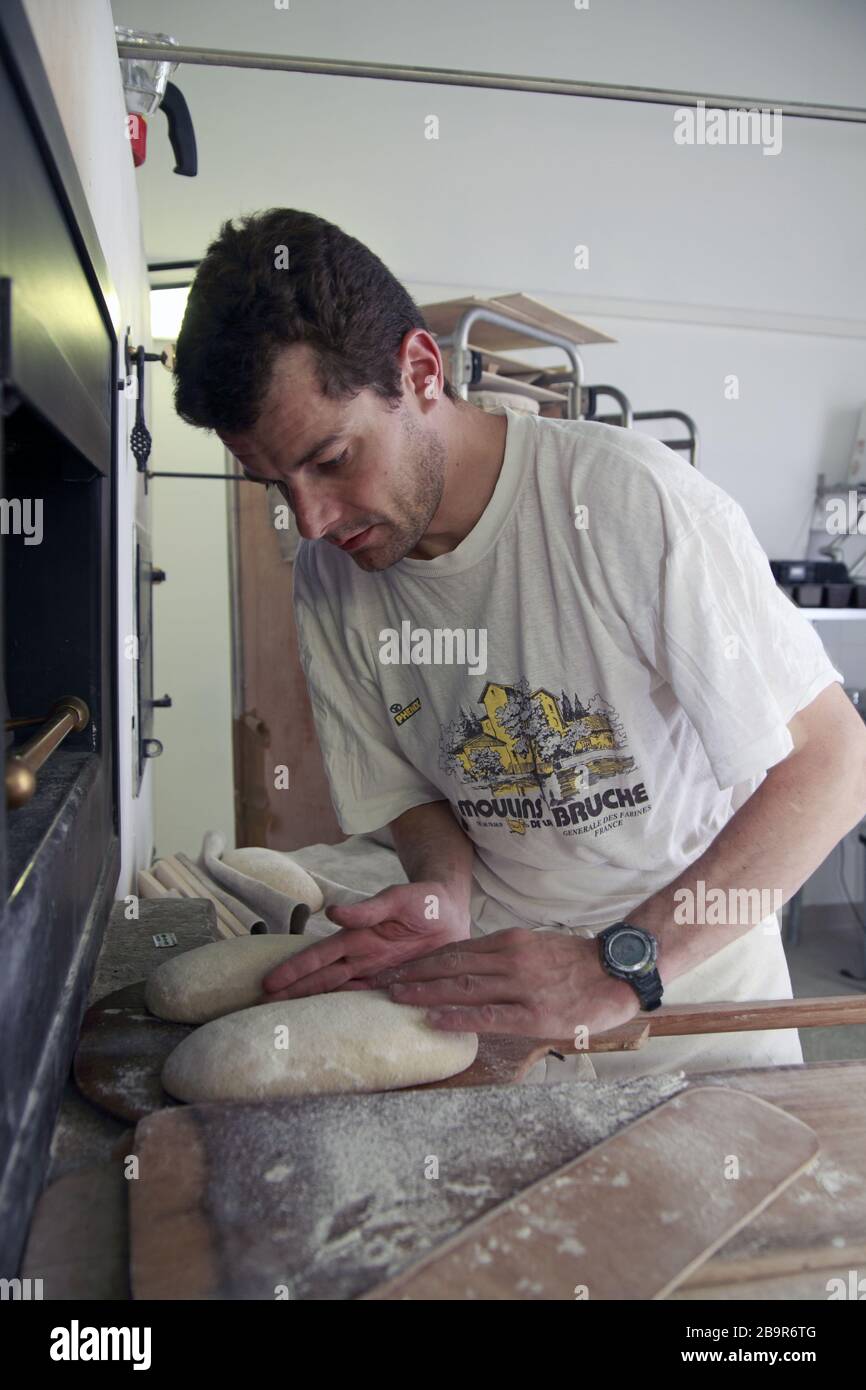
597, 923, 663, 1011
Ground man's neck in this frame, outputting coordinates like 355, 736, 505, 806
407, 404, 508, 561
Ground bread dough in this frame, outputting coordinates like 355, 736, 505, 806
145, 935, 315, 1024
161, 991, 479, 1101
220, 847, 324, 912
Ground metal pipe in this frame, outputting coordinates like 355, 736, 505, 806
633, 408, 700, 468
584, 384, 633, 428
115, 40, 866, 125
544, 378, 635, 427
147, 471, 249, 480
439, 307, 584, 418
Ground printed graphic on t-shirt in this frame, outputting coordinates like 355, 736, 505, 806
434, 676, 651, 839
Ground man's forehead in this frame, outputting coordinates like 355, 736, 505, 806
223, 343, 339, 449
222, 393, 347, 467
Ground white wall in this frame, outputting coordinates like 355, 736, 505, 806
23, 0, 154, 896
148, 366, 235, 858
109, 0, 866, 906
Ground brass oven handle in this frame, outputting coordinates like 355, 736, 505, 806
5, 696, 90, 809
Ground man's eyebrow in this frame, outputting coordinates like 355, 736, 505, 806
288, 432, 344, 470
238, 432, 344, 483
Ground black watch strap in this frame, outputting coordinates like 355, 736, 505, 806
632, 969, 664, 1011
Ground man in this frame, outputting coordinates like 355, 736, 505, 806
174, 208, 866, 1081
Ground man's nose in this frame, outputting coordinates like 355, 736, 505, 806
280, 482, 339, 541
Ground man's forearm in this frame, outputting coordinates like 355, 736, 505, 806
629, 742, 866, 984
389, 800, 475, 911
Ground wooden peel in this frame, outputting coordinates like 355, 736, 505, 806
423, 994, 866, 1088
360, 1088, 821, 1301
72, 989, 866, 1117
127, 1063, 866, 1301
584, 993, 866, 1050
74, 987, 866, 1119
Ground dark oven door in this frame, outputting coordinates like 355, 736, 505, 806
0, 3, 120, 1272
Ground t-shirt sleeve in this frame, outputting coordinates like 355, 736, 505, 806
292, 548, 444, 834
632, 498, 844, 791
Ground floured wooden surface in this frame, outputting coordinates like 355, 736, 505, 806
74, 981, 190, 1122
363, 1089, 819, 1300
131, 1072, 687, 1300
674, 1062, 866, 1293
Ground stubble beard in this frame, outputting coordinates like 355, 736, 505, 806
349, 413, 446, 572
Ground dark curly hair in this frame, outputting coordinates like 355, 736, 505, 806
173, 208, 458, 432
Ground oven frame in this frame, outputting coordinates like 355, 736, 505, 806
0, 0, 122, 1273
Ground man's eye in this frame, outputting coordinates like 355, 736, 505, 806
318, 450, 349, 470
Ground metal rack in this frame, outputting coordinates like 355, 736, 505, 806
436, 304, 700, 468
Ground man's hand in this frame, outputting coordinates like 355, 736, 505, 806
260, 880, 470, 1001
365, 927, 641, 1040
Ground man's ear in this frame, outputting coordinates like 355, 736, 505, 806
399, 328, 444, 408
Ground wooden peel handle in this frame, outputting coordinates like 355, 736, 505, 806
561, 993, 866, 1053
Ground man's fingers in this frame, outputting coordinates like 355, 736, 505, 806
261, 932, 352, 992
389, 975, 520, 1008
259, 958, 357, 1002
325, 886, 409, 929
424, 1002, 537, 1035
373, 939, 506, 986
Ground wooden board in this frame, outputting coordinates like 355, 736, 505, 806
361, 1089, 819, 1300
419, 294, 616, 349
20, 1162, 131, 1299
234, 468, 345, 849
73, 981, 191, 1122
73, 981, 596, 1122
129, 1072, 692, 1300
68, 1060, 866, 1301
673, 1062, 866, 1295
75, 984, 866, 1122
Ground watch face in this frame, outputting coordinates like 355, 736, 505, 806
608, 928, 651, 972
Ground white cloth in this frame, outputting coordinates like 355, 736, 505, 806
291, 408, 843, 1073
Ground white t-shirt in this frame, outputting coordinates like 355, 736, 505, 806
292, 407, 843, 930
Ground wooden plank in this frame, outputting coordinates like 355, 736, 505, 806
676, 1061, 866, 1292
129, 1107, 220, 1300
234, 467, 344, 849
75, 986, 866, 1122
361, 1089, 819, 1301
74, 981, 193, 1122
125, 1060, 866, 1301
20, 1162, 130, 1299
419, 295, 615, 350
127, 1073, 690, 1300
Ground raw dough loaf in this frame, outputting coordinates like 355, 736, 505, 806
145, 935, 314, 1024
220, 847, 324, 912
161, 991, 478, 1101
